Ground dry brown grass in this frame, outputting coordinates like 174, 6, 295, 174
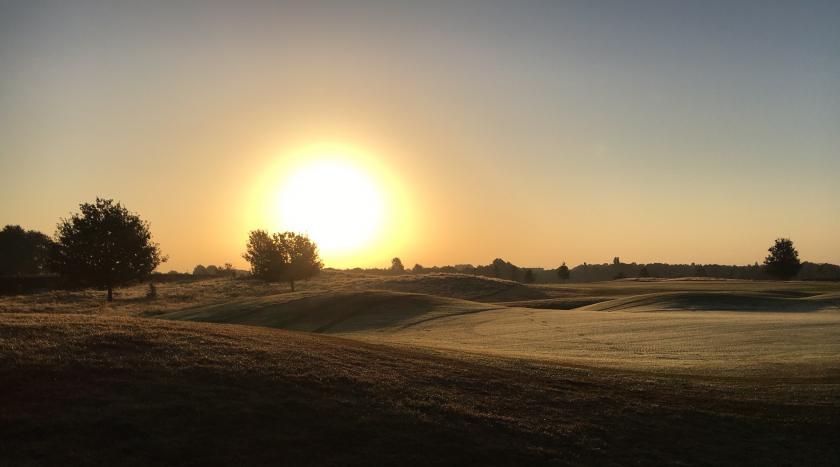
2, 313, 838, 466
3, 274, 840, 464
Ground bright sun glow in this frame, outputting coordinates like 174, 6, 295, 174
277, 156, 385, 256
250, 142, 415, 268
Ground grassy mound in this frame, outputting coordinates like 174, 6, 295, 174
580, 291, 839, 312
159, 290, 503, 333
349, 273, 548, 302
2, 313, 838, 466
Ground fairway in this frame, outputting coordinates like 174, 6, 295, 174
153, 275, 840, 377
2, 274, 840, 465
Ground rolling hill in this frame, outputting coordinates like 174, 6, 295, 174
2, 313, 838, 466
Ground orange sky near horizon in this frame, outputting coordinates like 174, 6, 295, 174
1, 1, 838, 271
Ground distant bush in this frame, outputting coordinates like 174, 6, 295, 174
0, 225, 54, 276
193, 263, 238, 277
557, 262, 570, 281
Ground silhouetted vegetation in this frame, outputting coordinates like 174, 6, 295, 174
146, 282, 158, 299
556, 262, 570, 281
243, 230, 323, 291
367, 249, 840, 283
764, 238, 802, 280
391, 257, 405, 273
51, 199, 165, 301
193, 263, 236, 277
0, 225, 54, 276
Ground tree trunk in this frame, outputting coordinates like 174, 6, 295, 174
107, 285, 113, 302
289, 280, 295, 292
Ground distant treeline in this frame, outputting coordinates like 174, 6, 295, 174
348, 257, 840, 283
564, 261, 840, 282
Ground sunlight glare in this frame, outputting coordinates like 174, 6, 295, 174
277, 157, 385, 255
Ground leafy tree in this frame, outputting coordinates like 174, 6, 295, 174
694, 264, 707, 277
412, 263, 424, 273
764, 238, 802, 280
193, 264, 208, 275
284, 232, 323, 290
243, 230, 286, 280
638, 265, 650, 278
243, 230, 322, 291
52, 198, 165, 301
0, 225, 54, 275
556, 262, 570, 281
391, 257, 405, 273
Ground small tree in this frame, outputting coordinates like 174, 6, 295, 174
243, 230, 322, 291
193, 264, 208, 276
638, 265, 650, 278
284, 232, 323, 291
556, 262, 570, 282
391, 257, 405, 273
764, 238, 802, 280
52, 198, 165, 301
412, 263, 424, 273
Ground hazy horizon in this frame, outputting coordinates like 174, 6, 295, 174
2, 0, 838, 271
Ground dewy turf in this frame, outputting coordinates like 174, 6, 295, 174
2, 274, 839, 465
1, 313, 838, 466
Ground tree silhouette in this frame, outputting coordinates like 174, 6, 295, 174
243, 230, 322, 291
284, 232, 323, 291
52, 198, 165, 301
243, 230, 285, 280
412, 263, 424, 273
0, 225, 54, 276
638, 265, 650, 278
556, 262, 570, 282
764, 238, 802, 280
391, 257, 405, 273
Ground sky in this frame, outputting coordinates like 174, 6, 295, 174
1, 0, 838, 271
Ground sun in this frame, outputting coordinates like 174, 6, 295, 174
276, 156, 386, 256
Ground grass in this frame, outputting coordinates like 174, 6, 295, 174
2, 313, 838, 466
2, 274, 840, 464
